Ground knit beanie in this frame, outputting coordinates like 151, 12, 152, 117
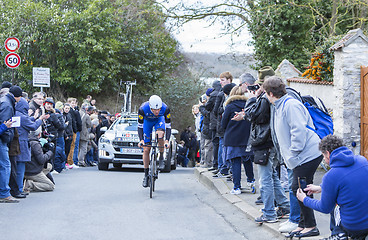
1, 81, 12, 89
223, 83, 236, 95
9, 86, 23, 97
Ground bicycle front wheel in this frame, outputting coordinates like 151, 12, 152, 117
149, 175, 153, 198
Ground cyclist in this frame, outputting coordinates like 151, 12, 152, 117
138, 95, 171, 188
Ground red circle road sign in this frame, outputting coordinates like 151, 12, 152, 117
5, 53, 21, 68
4, 37, 20, 52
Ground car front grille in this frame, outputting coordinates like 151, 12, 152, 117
114, 154, 142, 159
113, 141, 138, 147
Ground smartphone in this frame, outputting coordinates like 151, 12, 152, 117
298, 177, 307, 190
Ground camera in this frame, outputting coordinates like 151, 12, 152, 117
247, 85, 260, 92
199, 94, 207, 103
41, 132, 56, 152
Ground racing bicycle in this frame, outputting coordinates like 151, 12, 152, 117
144, 133, 167, 198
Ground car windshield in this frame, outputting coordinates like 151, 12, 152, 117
111, 118, 138, 131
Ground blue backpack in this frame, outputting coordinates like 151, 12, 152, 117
284, 90, 334, 139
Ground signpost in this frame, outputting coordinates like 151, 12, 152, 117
4, 37, 21, 84
33, 67, 50, 92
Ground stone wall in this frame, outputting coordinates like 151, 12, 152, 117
332, 36, 368, 155
287, 79, 334, 111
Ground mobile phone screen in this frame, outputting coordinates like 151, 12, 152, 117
298, 177, 307, 190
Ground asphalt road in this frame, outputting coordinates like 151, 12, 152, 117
0, 166, 283, 240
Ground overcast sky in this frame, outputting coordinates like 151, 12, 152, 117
161, 0, 253, 54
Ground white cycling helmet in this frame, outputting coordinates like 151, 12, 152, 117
149, 95, 162, 109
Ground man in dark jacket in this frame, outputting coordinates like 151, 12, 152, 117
66, 98, 82, 167
43, 98, 62, 170
0, 86, 22, 203
28, 92, 44, 118
241, 73, 290, 224
205, 80, 222, 171
24, 128, 54, 192
96, 112, 109, 141
63, 104, 74, 162
199, 90, 213, 168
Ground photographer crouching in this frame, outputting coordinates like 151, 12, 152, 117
24, 127, 55, 192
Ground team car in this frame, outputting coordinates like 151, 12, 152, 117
98, 113, 178, 172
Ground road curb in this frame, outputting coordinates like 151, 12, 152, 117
194, 167, 325, 239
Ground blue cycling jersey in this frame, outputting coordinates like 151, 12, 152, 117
137, 101, 171, 142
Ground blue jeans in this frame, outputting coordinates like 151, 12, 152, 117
54, 137, 67, 172
257, 148, 289, 219
242, 155, 255, 182
218, 138, 229, 174
231, 157, 242, 189
16, 161, 26, 193
73, 132, 80, 165
231, 156, 255, 189
86, 149, 94, 165
288, 168, 301, 223
0, 141, 11, 198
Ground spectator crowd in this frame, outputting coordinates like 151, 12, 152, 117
186, 68, 368, 240
0, 82, 117, 203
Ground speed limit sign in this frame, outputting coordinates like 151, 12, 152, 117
4, 37, 20, 52
5, 53, 21, 68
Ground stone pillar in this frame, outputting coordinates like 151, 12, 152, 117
331, 29, 368, 154
275, 59, 302, 84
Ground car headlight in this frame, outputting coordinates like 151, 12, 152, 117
100, 137, 111, 144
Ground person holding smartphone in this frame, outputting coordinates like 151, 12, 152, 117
297, 135, 368, 240
263, 76, 323, 238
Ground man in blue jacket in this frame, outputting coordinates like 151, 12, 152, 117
297, 135, 368, 240
0, 86, 22, 203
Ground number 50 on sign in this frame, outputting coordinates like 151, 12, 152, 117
5, 53, 21, 68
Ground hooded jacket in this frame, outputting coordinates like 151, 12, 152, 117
15, 98, 43, 162
273, 94, 321, 169
303, 146, 368, 231
221, 95, 251, 147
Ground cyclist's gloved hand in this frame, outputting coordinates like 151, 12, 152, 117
138, 140, 145, 148
164, 140, 170, 149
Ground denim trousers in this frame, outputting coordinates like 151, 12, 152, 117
231, 157, 242, 189
218, 138, 229, 174
86, 149, 94, 164
287, 168, 301, 224
291, 155, 323, 228
54, 137, 67, 172
73, 132, 80, 164
231, 156, 255, 190
0, 141, 11, 198
242, 155, 255, 182
257, 148, 290, 219
16, 161, 26, 193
